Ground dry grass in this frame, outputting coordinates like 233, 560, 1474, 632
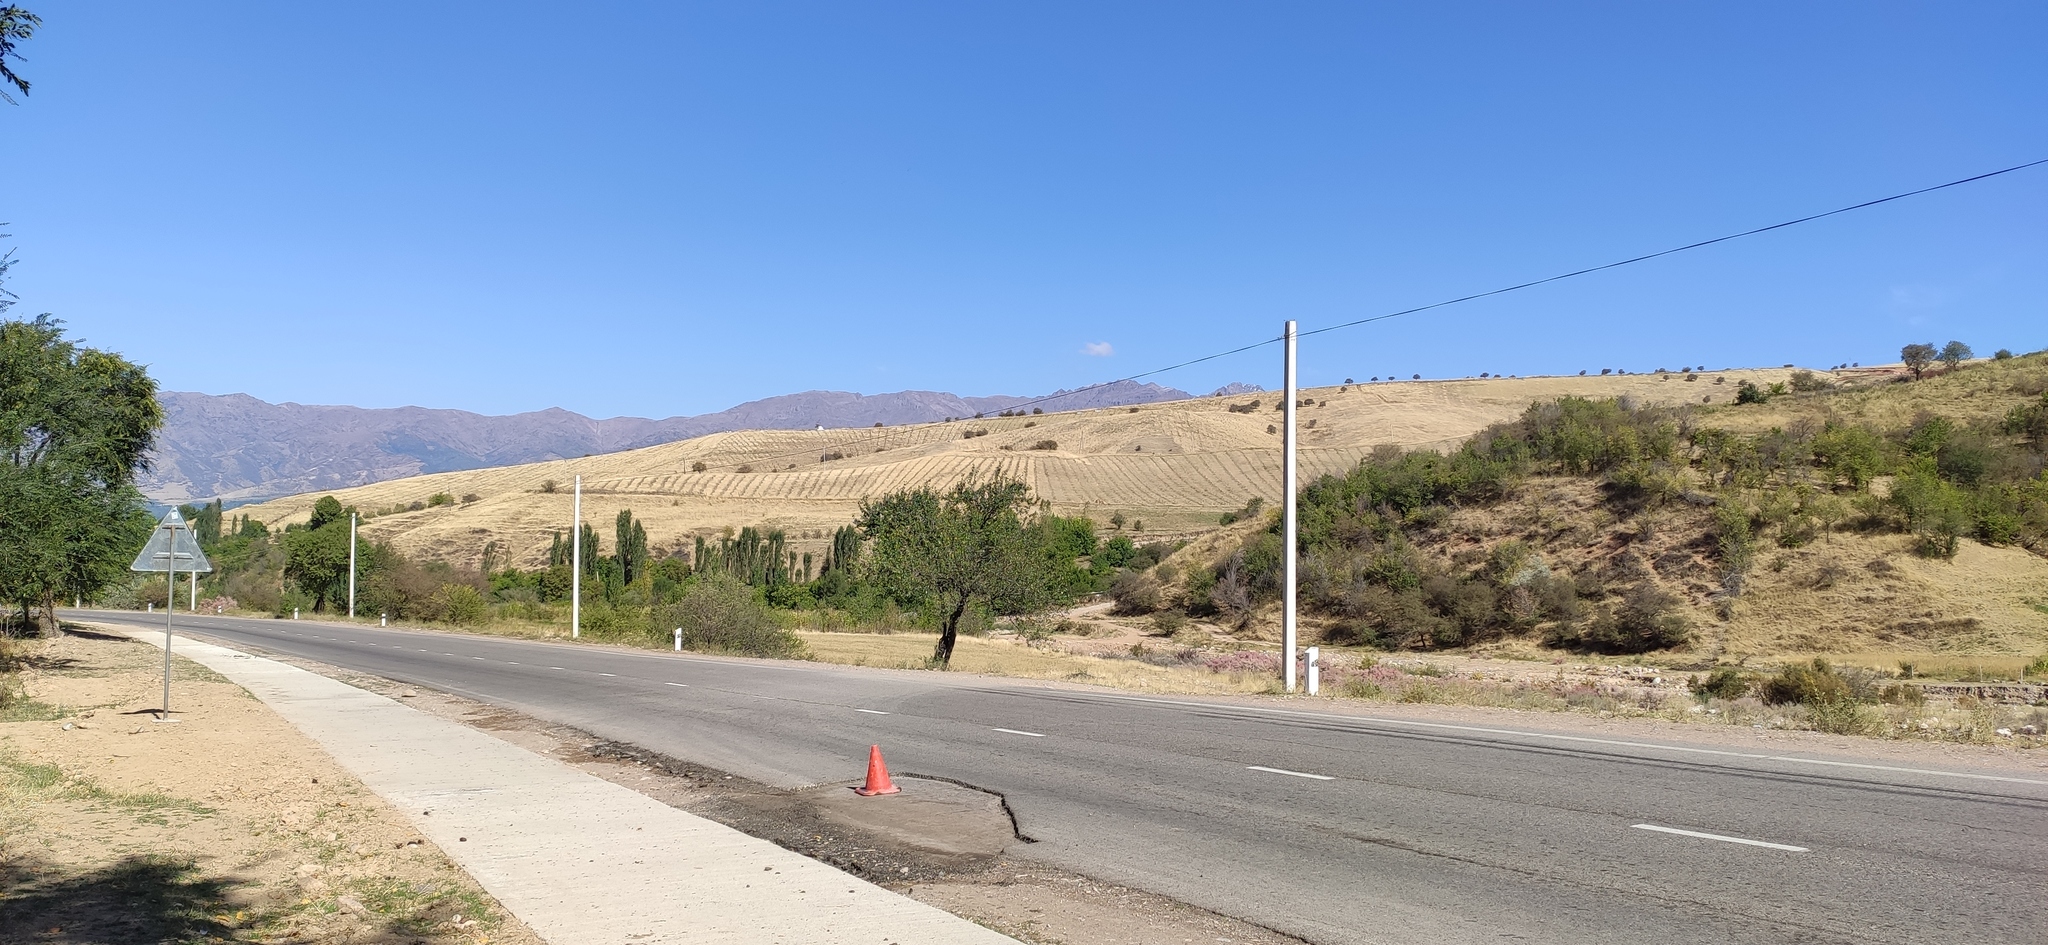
231, 369, 1810, 569
1698, 354, 2048, 435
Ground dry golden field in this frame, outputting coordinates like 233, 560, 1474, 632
233, 368, 1813, 568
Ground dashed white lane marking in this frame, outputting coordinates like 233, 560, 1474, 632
598, 673, 617, 677
993, 728, 1046, 738
1248, 765, 1335, 781
663, 682, 689, 688
471, 657, 485, 660
506, 661, 520, 665
1632, 824, 1807, 852
550, 666, 567, 671
856, 709, 890, 715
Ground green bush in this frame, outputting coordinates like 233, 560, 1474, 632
1759, 658, 1854, 706
1552, 582, 1690, 654
1689, 666, 1751, 700
435, 584, 488, 626
655, 573, 805, 658
1805, 697, 1871, 735
427, 492, 455, 507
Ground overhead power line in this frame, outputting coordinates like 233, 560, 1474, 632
595, 156, 2047, 480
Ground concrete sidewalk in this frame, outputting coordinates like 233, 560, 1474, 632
132, 629, 1020, 945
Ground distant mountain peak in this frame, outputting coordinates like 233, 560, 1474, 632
1209, 382, 1264, 396
143, 380, 1193, 504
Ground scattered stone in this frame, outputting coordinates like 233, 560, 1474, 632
336, 895, 368, 916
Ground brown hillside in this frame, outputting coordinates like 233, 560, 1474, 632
234, 368, 1810, 568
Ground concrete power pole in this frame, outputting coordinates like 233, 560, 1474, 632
571, 475, 582, 639
348, 513, 358, 619
1283, 320, 1298, 693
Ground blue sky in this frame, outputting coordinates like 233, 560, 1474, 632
5, 1, 2045, 418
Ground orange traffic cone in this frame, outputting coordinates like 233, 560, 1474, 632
853, 744, 901, 796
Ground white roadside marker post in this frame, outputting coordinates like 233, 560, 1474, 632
1283, 319, 1299, 693
674, 628, 682, 652
1306, 646, 1320, 695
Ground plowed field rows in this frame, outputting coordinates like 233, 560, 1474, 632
233, 368, 1805, 567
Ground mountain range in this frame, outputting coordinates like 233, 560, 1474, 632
142, 380, 1212, 504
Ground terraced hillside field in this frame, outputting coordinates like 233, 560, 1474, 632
233, 368, 1811, 568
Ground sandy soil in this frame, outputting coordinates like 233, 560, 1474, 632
0, 629, 543, 945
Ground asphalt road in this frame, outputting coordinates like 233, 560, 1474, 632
73, 609, 2048, 945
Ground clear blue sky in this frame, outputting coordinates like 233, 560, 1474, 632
6, 2, 2045, 418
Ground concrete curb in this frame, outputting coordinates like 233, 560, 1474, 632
127, 628, 1021, 945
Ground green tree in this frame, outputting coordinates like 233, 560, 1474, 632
614, 509, 648, 584
0, 4, 39, 104
282, 497, 357, 611
856, 471, 1055, 666
1, 314, 163, 633
1937, 340, 1973, 372
1900, 342, 1937, 380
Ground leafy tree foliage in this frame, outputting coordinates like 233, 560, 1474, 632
856, 471, 1054, 666
1, 314, 162, 633
282, 498, 357, 612
1900, 342, 1937, 380
0, 4, 39, 103
1938, 340, 1973, 371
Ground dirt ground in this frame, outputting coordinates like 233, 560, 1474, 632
0, 628, 544, 945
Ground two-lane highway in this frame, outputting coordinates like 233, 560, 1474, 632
75, 609, 2048, 945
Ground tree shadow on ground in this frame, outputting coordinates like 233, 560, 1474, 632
0, 854, 238, 944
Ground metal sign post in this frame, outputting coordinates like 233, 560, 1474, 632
129, 508, 212, 721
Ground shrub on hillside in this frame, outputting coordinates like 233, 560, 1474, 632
1551, 582, 1689, 654
1110, 570, 1163, 614
1758, 658, 1853, 706
1689, 666, 1751, 701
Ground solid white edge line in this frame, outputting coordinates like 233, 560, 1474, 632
993, 728, 1046, 737
1248, 765, 1336, 781
1632, 823, 1808, 852
856, 709, 890, 715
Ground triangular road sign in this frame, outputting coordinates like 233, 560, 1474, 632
130, 508, 213, 573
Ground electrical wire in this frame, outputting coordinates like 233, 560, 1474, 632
586, 156, 2046, 482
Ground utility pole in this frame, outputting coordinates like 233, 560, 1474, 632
571, 474, 582, 639
348, 513, 358, 619
1283, 320, 1299, 693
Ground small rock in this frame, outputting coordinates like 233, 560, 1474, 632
400, 691, 418, 698
1997, 728, 2014, 737
336, 895, 367, 916
61, 722, 73, 731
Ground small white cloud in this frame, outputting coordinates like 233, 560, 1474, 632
1082, 341, 1114, 357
